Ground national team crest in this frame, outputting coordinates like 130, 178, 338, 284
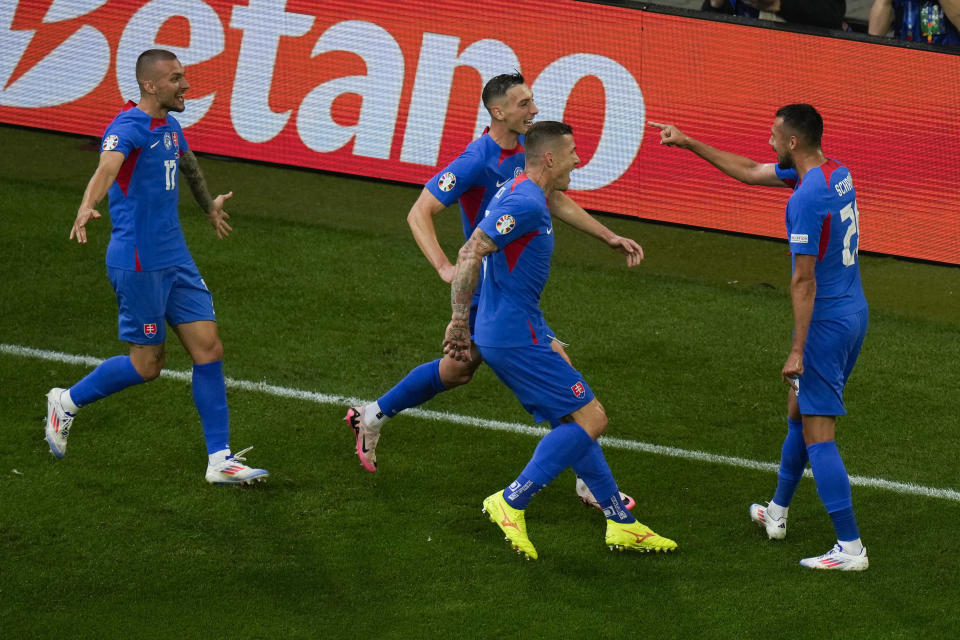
172, 132, 179, 147
571, 381, 586, 399
163, 132, 172, 150
143, 323, 158, 337
438, 172, 456, 192
101, 135, 118, 151
495, 214, 515, 235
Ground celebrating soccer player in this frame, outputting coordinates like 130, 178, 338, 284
344, 72, 642, 511
444, 121, 678, 559
650, 106, 869, 570
44, 49, 268, 485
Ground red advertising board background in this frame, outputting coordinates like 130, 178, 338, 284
1, 0, 958, 264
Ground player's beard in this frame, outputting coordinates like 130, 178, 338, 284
777, 153, 794, 170
165, 93, 186, 113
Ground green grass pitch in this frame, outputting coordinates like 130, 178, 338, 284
1, 126, 959, 638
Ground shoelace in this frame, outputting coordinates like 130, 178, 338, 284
229, 446, 254, 462
56, 411, 74, 438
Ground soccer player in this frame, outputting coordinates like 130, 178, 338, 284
442, 121, 677, 559
44, 49, 268, 485
650, 105, 869, 570
345, 73, 642, 510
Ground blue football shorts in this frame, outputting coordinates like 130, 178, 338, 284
478, 341, 594, 424
107, 262, 216, 345
797, 309, 868, 416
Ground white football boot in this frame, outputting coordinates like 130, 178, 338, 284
576, 476, 637, 511
44, 388, 75, 459
800, 543, 869, 571
750, 502, 787, 540
344, 406, 380, 472
205, 447, 269, 485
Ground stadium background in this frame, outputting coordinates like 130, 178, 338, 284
0, 0, 958, 264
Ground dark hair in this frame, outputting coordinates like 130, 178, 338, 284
524, 121, 573, 159
482, 72, 525, 112
775, 104, 823, 147
136, 49, 179, 86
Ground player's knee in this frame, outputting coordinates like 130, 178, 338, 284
582, 402, 609, 438
592, 413, 609, 437
439, 358, 476, 388
132, 352, 164, 381
443, 370, 474, 388
190, 336, 223, 364
206, 338, 224, 363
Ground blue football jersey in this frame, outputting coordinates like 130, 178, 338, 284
777, 161, 868, 321
424, 128, 526, 242
473, 174, 555, 348
101, 101, 193, 271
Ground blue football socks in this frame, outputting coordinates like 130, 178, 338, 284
503, 474, 545, 510
503, 422, 594, 509
192, 360, 230, 455
598, 493, 636, 524
378, 359, 448, 418
572, 441, 636, 523
772, 418, 808, 507
69, 355, 146, 407
808, 440, 860, 542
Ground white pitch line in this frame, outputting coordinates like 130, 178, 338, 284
4, 342, 959, 503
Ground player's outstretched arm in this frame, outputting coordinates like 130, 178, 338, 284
444, 227, 497, 361
548, 191, 644, 267
71, 150, 124, 243
180, 150, 233, 239
647, 121, 788, 188
783, 254, 816, 387
407, 188, 455, 282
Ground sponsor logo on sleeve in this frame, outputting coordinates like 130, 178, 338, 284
790, 233, 809, 244
438, 171, 456, 192
101, 134, 119, 151
495, 214, 515, 234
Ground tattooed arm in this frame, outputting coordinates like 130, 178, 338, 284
179, 150, 234, 239
443, 227, 498, 361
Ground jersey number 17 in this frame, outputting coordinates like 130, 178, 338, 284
164, 159, 177, 191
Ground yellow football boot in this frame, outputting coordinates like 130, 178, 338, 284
482, 490, 538, 560
605, 519, 677, 553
